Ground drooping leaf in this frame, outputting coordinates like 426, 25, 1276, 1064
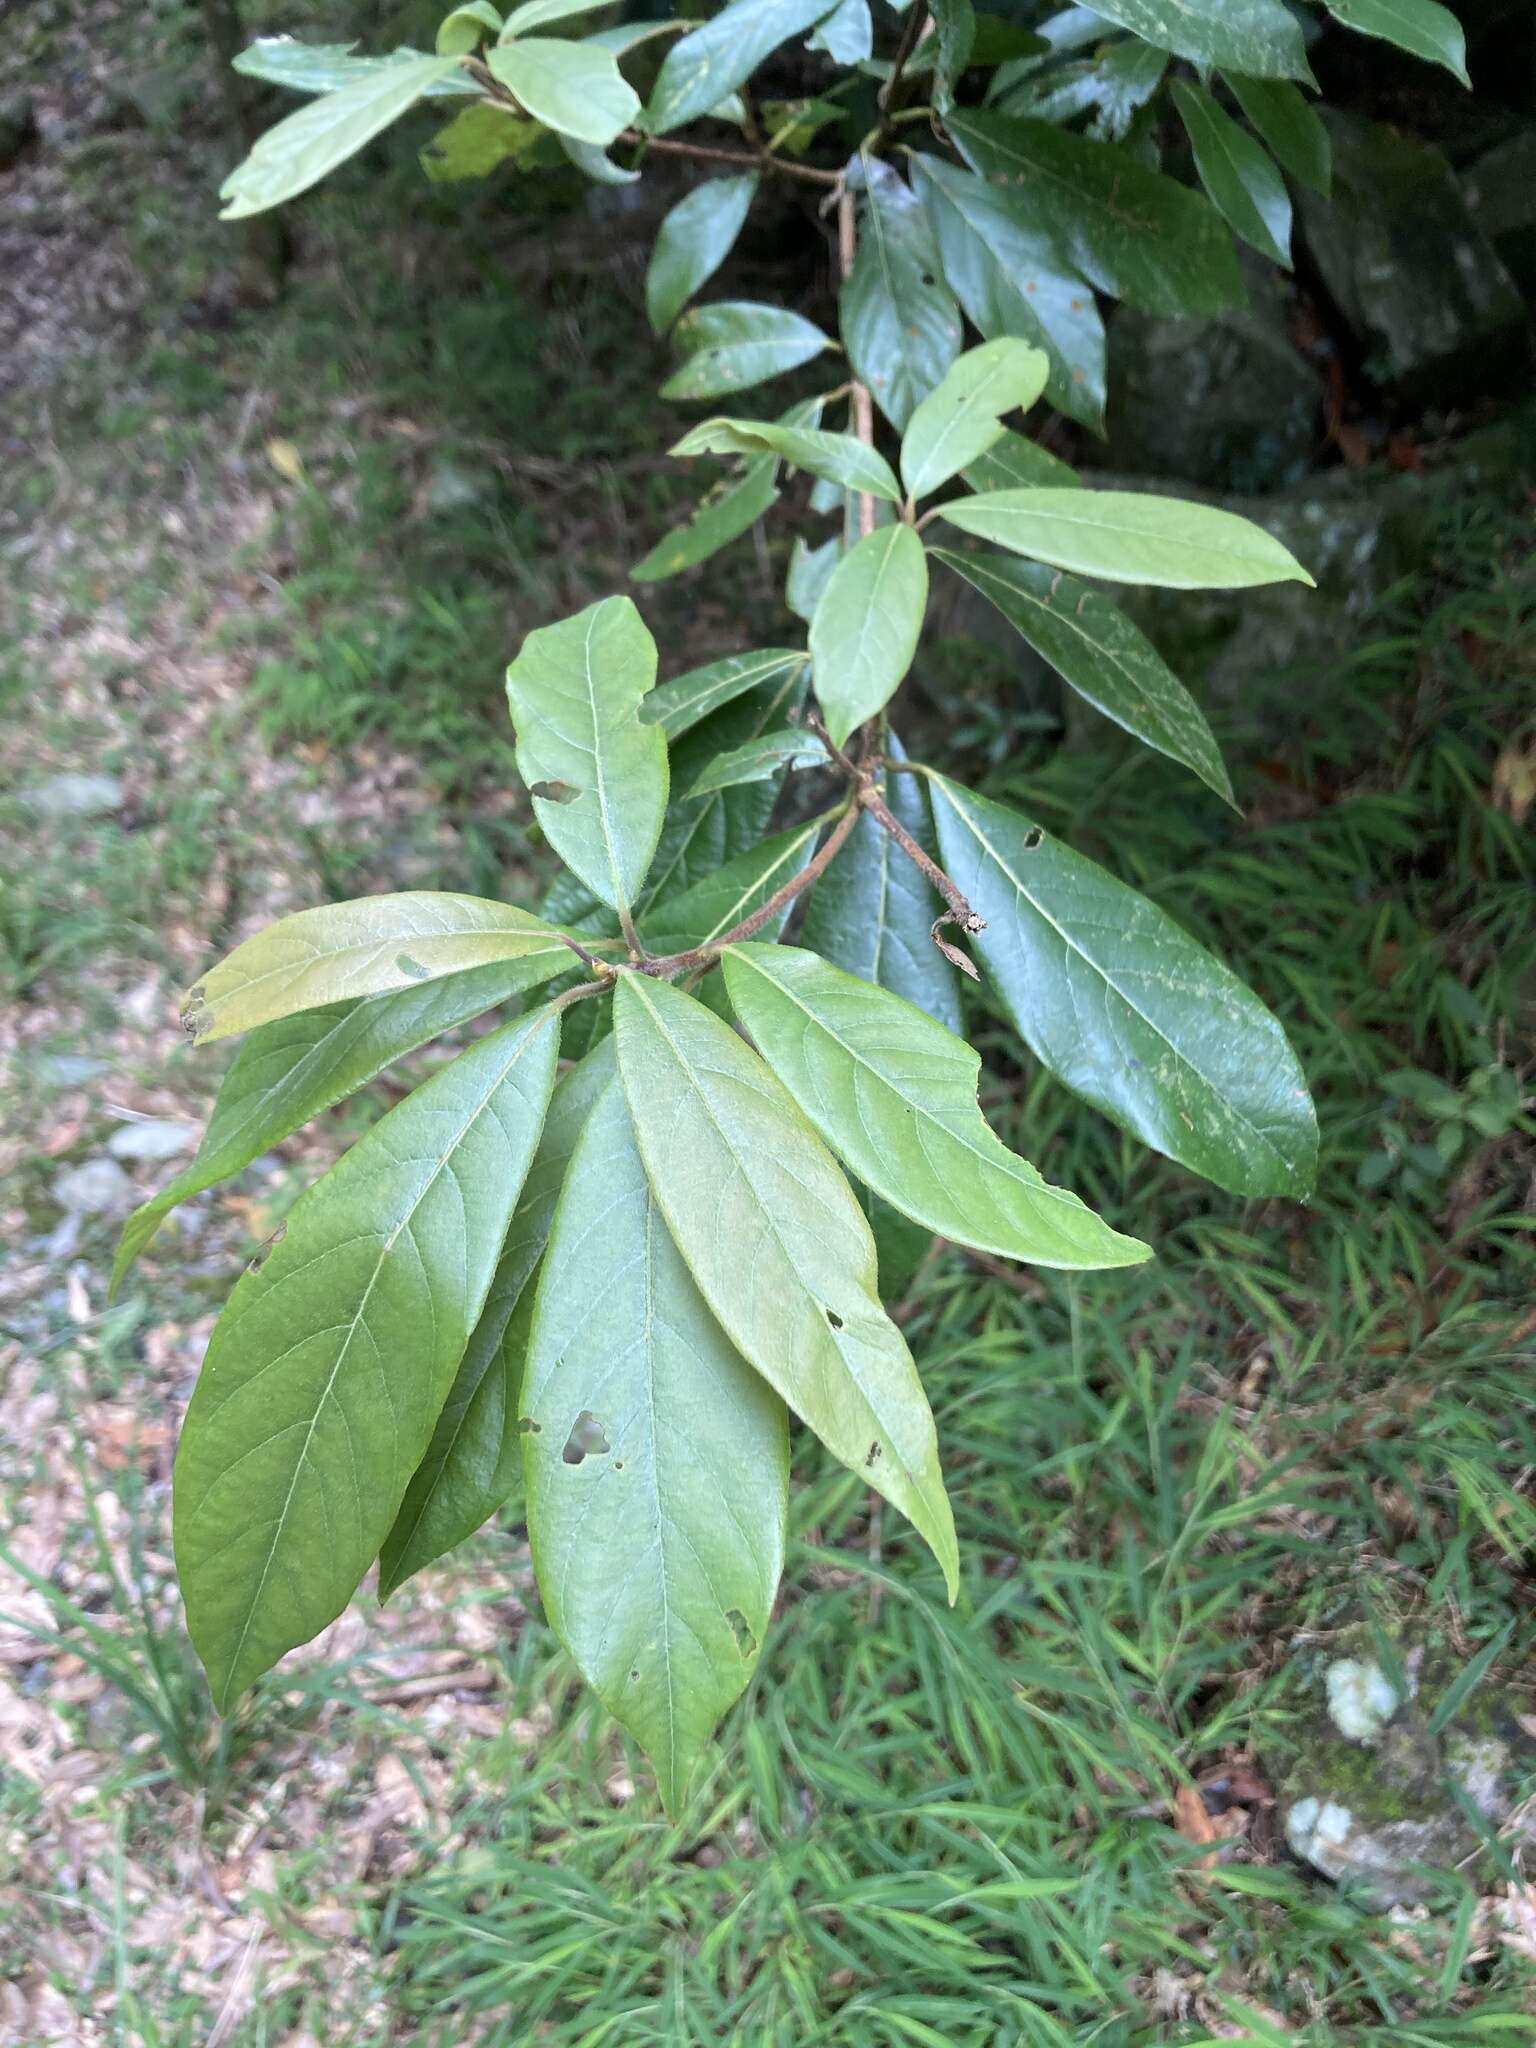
909, 155, 1105, 431
611, 975, 958, 1595
437, 1, 504, 54
840, 159, 962, 432
377, 1037, 617, 1596
1173, 80, 1293, 267
233, 37, 479, 97
900, 340, 1049, 502
522, 1078, 786, 1813
938, 488, 1314, 590
174, 1003, 563, 1709
928, 777, 1318, 1196
671, 419, 902, 503
642, 649, 807, 742
1086, 0, 1312, 80
930, 550, 1234, 804
421, 102, 545, 180
962, 429, 1078, 492
1323, 0, 1469, 87
661, 302, 832, 402
183, 893, 587, 1045
809, 524, 928, 749
947, 107, 1245, 319
800, 736, 961, 1033
808, 0, 872, 64
1223, 74, 1332, 196
505, 596, 669, 918
645, 0, 838, 134
687, 728, 823, 795
641, 816, 825, 952
646, 175, 759, 334
486, 39, 639, 146
115, 960, 548, 1292
723, 944, 1150, 1269
220, 55, 463, 219
931, 0, 976, 109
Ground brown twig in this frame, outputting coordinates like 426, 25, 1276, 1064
858, 778, 985, 980
618, 130, 841, 187
836, 187, 878, 540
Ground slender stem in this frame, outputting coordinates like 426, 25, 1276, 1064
858, 780, 981, 934
555, 932, 609, 973
549, 972, 617, 1013
618, 902, 644, 959
618, 129, 841, 187
837, 188, 878, 540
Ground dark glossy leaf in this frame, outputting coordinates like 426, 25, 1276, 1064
523, 1078, 786, 1813
1223, 74, 1332, 196
175, 1003, 563, 1708
930, 549, 1234, 803
909, 154, 1105, 431
808, 523, 929, 748
486, 38, 639, 145
220, 56, 462, 218
800, 738, 961, 1034
938, 488, 1314, 589
505, 596, 668, 917
645, 0, 838, 134
612, 975, 958, 1594
840, 159, 962, 432
1323, 0, 1469, 86
377, 1037, 617, 1596
646, 175, 758, 334
183, 893, 587, 1044
661, 302, 831, 402
1173, 80, 1292, 267
947, 107, 1245, 318
115, 960, 544, 1291
723, 944, 1150, 1267
642, 649, 807, 742
928, 777, 1318, 1195
1087, 0, 1312, 80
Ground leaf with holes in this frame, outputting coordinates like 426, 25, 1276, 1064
646, 175, 759, 334
1173, 80, 1293, 267
182, 893, 588, 1045
900, 340, 1049, 501
939, 489, 1313, 590
505, 595, 668, 919
377, 1037, 617, 1596
723, 944, 1149, 1269
662, 302, 832, 402
840, 159, 962, 432
612, 974, 958, 1595
928, 777, 1318, 1195
808, 524, 928, 749
174, 1002, 562, 1708
930, 550, 1233, 803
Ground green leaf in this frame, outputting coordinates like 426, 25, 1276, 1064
1223, 74, 1332, 196
908, 156, 1105, 431
672, 419, 901, 503
938, 488, 1314, 590
505, 595, 669, 918
642, 649, 807, 742
1086, 0, 1312, 80
1173, 80, 1292, 268
499, 0, 619, 33
183, 893, 586, 1044
661, 302, 831, 402
801, 736, 961, 1034
947, 108, 1245, 319
175, 1003, 563, 1708
220, 55, 463, 219
808, 0, 871, 64
1323, 0, 1469, 86
931, 0, 976, 109
377, 1037, 617, 1596
786, 535, 842, 624
522, 1077, 786, 1813
900, 340, 1049, 502
421, 102, 544, 181
962, 428, 1078, 492
559, 134, 640, 183
631, 459, 778, 581
809, 524, 928, 749
486, 39, 639, 145
612, 975, 958, 1596
645, 176, 757, 336
114, 960, 545, 1293
1088, 38, 1168, 141
861, 1185, 932, 1303
840, 159, 962, 432
437, 1, 503, 54
645, 0, 837, 134
641, 817, 824, 951
233, 37, 479, 97
930, 550, 1234, 804
687, 728, 823, 795
927, 778, 1318, 1195
723, 944, 1150, 1270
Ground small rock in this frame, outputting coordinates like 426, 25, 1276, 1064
26, 773, 124, 820
52, 1157, 134, 1217
107, 1120, 200, 1164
